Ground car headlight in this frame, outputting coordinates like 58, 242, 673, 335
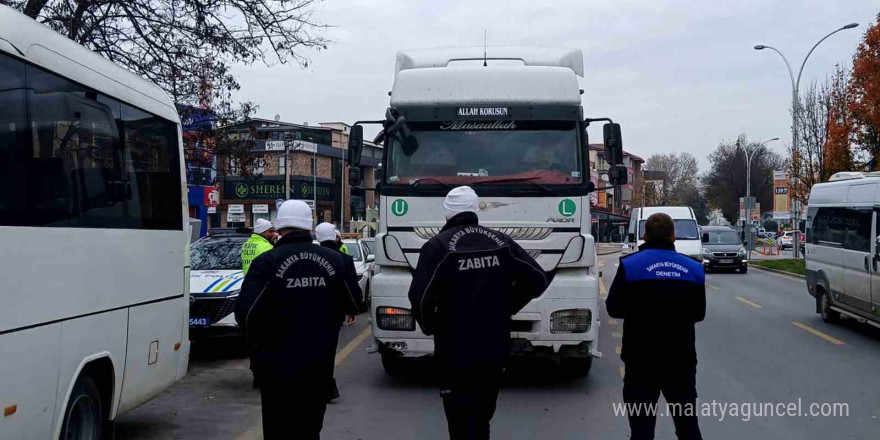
376, 307, 415, 331
550, 309, 591, 333
738, 247, 747, 256
702, 247, 712, 255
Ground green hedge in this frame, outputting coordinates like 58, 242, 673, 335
752, 259, 806, 276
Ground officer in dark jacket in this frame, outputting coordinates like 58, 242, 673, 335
606, 212, 706, 440
234, 200, 362, 440
409, 186, 552, 440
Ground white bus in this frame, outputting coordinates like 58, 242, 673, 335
0, 6, 189, 439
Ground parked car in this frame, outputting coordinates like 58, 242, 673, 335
343, 239, 375, 311
701, 226, 748, 273
188, 230, 250, 339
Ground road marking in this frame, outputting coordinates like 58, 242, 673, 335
619, 366, 625, 378
599, 261, 605, 268
792, 321, 845, 345
615, 346, 621, 355
335, 325, 373, 367
735, 296, 763, 309
599, 278, 607, 299
236, 325, 374, 440
707, 283, 720, 290
612, 332, 622, 338
607, 319, 617, 326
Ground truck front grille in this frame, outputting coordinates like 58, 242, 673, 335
413, 227, 553, 241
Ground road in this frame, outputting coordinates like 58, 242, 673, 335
116, 253, 880, 439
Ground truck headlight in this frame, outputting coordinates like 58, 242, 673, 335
376, 307, 416, 331
550, 309, 591, 334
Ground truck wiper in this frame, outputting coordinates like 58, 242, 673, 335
472, 177, 552, 193
410, 177, 454, 189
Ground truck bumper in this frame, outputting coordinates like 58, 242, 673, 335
370, 268, 601, 359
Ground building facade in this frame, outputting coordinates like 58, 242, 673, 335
213, 118, 381, 231
589, 144, 644, 216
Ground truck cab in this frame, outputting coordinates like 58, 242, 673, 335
351, 47, 624, 377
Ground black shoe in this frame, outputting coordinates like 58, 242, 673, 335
328, 383, 340, 402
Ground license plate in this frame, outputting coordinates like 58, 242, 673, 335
720, 259, 733, 264
189, 317, 211, 327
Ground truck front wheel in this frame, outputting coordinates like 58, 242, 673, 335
561, 357, 593, 378
381, 351, 407, 377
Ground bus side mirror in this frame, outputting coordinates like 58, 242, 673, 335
603, 123, 623, 165
349, 124, 364, 166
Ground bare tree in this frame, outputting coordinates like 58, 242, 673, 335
704, 134, 785, 223
10, 0, 329, 108
789, 66, 854, 202
643, 152, 699, 206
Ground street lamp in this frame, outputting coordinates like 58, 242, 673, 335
740, 137, 779, 256
755, 22, 858, 258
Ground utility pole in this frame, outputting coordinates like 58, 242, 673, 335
755, 22, 858, 259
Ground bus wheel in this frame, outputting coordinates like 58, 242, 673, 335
61, 375, 104, 440
819, 290, 840, 324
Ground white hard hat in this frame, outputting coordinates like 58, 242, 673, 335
253, 218, 274, 234
274, 200, 313, 231
444, 186, 479, 219
315, 222, 337, 242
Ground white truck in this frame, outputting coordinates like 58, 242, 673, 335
346, 47, 628, 377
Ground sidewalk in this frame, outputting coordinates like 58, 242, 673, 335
597, 242, 622, 255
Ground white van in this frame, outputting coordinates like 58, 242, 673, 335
622, 206, 703, 261
805, 172, 880, 328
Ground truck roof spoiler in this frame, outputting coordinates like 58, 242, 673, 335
394, 47, 584, 77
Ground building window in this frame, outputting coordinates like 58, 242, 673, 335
271, 131, 280, 140
253, 157, 265, 175
279, 156, 286, 173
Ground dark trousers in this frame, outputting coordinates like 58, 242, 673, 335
622, 366, 702, 440
258, 373, 329, 440
441, 367, 504, 440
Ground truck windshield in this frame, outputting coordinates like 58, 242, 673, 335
639, 219, 700, 240
385, 121, 583, 186
704, 230, 741, 245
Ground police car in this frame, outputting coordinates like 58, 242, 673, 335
188, 229, 250, 338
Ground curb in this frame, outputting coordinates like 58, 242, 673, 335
597, 249, 621, 256
750, 264, 805, 280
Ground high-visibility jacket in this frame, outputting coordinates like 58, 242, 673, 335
339, 243, 350, 255
241, 234, 273, 275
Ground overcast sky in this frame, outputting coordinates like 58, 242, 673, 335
231, 0, 878, 171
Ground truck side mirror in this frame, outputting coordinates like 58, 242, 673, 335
348, 167, 362, 187
609, 165, 628, 185
348, 124, 364, 166
603, 123, 623, 165
702, 233, 709, 243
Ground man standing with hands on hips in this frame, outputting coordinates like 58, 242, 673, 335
409, 186, 554, 440
235, 200, 361, 440
606, 212, 706, 440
